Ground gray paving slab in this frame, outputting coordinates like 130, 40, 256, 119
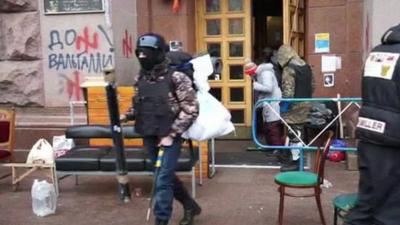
0, 160, 358, 225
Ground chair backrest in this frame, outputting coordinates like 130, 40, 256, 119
0, 108, 16, 158
313, 130, 334, 185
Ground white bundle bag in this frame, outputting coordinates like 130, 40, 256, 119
182, 53, 235, 141
52, 135, 74, 158
182, 91, 235, 141
26, 139, 54, 164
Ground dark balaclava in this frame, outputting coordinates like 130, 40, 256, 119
136, 47, 165, 71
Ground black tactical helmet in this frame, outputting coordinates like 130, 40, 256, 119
136, 33, 167, 51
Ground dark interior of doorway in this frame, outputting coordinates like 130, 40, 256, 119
252, 0, 283, 139
252, 0, 283, 64
215, 0, 283, 167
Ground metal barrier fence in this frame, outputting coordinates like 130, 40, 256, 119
251, 97, 362, 170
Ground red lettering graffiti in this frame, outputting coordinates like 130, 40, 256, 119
66, 71, 82, 101
76, 27, 99, 53
122, 29, 133, 58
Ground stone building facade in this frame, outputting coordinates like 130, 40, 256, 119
1, 0, 400, 110
0, 0, 44, 106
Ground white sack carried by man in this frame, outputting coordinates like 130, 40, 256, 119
182, 54, 235, 141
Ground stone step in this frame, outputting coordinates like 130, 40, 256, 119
15, 106, 87, 128
17, 114, 87, 127
14, 106, 88, 150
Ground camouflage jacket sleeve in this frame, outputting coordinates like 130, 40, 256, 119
281, 67, 296, 98
123, 75, 140, 121
169, 71, 199, 137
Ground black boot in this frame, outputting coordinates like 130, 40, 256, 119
155, 218, 169, 225
276, 150, 292, 164
179, 200, 202, 225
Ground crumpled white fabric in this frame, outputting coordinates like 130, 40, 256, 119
182, 90, 235, 141
182, 54, 235, 141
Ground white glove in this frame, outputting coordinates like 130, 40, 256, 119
253, 81, 263, 90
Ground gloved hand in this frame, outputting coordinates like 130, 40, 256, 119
119, 114, 128, 123
253, 81, 262, 90
159, 136, 173, 147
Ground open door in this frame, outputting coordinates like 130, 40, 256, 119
283, 0, 305, 58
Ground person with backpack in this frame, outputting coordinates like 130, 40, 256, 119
277, 44, 314, 172
244, 47, 284, 152
123, 33, 201, 225
165, 45, 196, 90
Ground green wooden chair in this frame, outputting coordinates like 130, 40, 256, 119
274, 130, 334, 225
333, 193, 358, 225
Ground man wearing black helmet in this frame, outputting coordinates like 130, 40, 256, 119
125, 33, 201, 225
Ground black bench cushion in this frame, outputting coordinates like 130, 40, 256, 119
99, 147, 146, 171
66, 125, 142, 139
145, 148, 198, 172
122, 126, 142, 139
55, 147, 111, 171
66, 125, 112, 139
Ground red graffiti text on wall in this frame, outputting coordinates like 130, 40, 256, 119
64, 71, 82, 101
122, 29, 133, 58
76, 27, 99, 53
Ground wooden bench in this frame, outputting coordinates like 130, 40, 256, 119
2, 163, 57, 193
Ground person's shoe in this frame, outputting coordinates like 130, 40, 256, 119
155, 218, 169, 225
275, 151, 292, 164
179, 200, 202, 225
280, 160, 299, 172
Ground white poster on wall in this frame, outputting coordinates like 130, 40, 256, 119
321, 55, 337, 72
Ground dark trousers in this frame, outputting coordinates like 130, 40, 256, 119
264, 121, 284, 146
144, 136, 192, 220
280, 124, 305, 161
344, 141, 400, 225
287, 123, 305, 143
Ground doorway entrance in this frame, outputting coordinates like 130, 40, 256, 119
196, 0, 306, 166
252, 0, 283, 64
252, 0, 305, 61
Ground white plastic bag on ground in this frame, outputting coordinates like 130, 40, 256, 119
321, 179, 333, 189
52, 135, 74, 158
26, 139, 54, 164
182, 91, 235, 141
31, 179, 57, 217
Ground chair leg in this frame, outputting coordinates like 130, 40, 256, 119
314, 187, 326, 225
192, 167, 196, 198
333, 207, 338, 225
278, 186, 285, 225
9, 154, 15, 163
